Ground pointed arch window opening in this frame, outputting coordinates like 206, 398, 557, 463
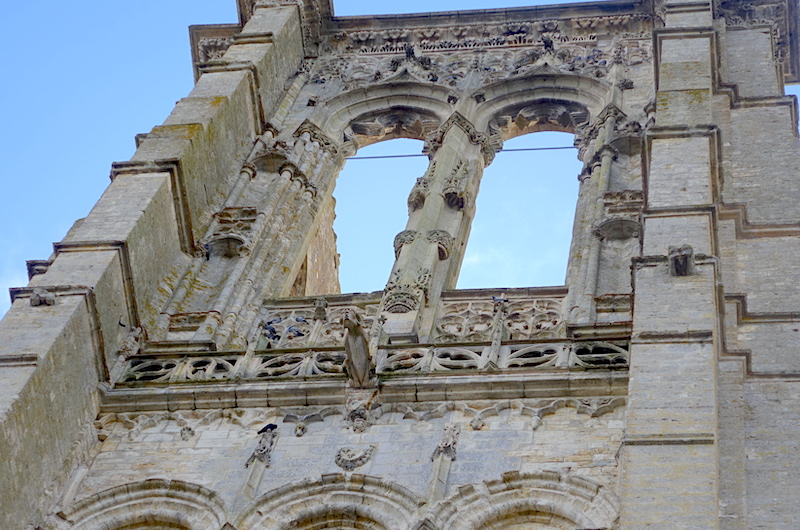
456, 131, 581, 290
328, 132, 580, 295
333, 138, 429, 295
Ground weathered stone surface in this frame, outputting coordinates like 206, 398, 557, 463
3, 0, 800, 527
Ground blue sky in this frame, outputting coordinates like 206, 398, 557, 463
1, 0, 797, 316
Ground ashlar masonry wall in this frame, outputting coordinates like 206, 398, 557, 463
81, 402, 625, 522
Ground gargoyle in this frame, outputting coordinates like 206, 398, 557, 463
343, 309, 374, 389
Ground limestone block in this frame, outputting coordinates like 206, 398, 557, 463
237, 6, 303, 116
30, 250, 129, 366
744, 380, 800, 527
736, 322, 800, 373
659, 36, 713, 91
642, 214, 713, 256
626, 341, 716, 435
619, 443, 717, 528
648, 136, 712, 207
633, 265, 716, 333
727, 104, 800, 223
62, 172, 184, 326
736, 237, 800, 312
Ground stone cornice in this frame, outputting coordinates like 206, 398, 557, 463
99, 370, 629, 413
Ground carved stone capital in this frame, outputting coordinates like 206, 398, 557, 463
426, 230, 454, 260
394, 230, 418, 258
423, 112, 497, 165
335, 445, 376, 470
384, 267, 431, 313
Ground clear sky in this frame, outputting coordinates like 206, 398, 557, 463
1, 0, 798, 316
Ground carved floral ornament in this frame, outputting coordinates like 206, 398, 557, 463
424, 112, 500, 166
383, 267, 431, 313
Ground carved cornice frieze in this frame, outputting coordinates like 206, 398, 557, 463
309, 36, 652, 94
322, 15, 651, 56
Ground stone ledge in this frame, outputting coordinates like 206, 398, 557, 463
623, 433, 715, 445
100, 370, 629, 413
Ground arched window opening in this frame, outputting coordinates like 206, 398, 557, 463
457, 131, 581, 289
333, 138, 428, 294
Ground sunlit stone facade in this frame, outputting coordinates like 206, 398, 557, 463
2, 0, 800, 527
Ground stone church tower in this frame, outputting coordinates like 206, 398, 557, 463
2, 0, 799, 527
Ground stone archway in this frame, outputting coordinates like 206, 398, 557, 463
43, 479, 229, 530
425, 471, 620, 530
235, 474, 424, 530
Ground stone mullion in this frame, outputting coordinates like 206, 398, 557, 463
382, 122, 485, 343
155, 163, 293, 345
193, 210, 272, 345
222, 159, 258, 211
191, 165, 274, 343
228, 183, 318, 348
419, 133, 486, 341
155, 161, 285, 342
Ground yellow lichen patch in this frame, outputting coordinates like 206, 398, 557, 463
149, 123, 205, 140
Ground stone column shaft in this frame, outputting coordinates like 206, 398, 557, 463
382, 116, 488, 342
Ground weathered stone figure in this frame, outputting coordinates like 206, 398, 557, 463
245, 424, 278, 468
343, 308, 374, 388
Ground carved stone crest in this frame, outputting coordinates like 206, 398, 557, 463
335, 445, 376, 471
